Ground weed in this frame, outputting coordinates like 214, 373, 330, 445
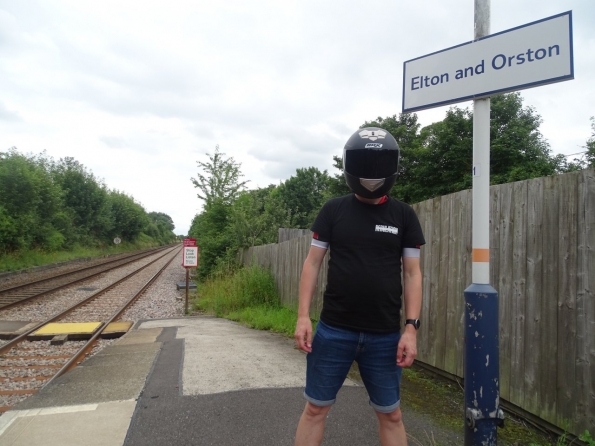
579, 430, 595, 446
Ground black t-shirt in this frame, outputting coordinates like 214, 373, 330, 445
311, 194, 425, 333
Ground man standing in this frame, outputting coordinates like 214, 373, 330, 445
294, 128, 425, 446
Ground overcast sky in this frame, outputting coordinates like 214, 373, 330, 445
1, 0, 593, 235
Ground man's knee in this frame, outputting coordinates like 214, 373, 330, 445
303, 402, 332, 421
376, 407, 403, 425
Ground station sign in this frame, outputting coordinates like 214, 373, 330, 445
402, 11, 573, 113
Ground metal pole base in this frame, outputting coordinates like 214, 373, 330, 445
464, 283, 503, 445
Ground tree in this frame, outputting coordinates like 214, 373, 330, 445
0, 149, 66, 252
586, 116, 595, 168
189, 145, 250, 277
107, 191, 148, 241
276, 167, 331, 229
147, 212, 176, 243
228, 185, 293, 248
51, 157, 112, 243
489, 93, 560, 183
188, 199, 234, 279
405, 107, 474, 203
191, 145, 249, 206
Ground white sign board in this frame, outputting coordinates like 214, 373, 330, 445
183, 246, 198, 268
402, 11, 573, 113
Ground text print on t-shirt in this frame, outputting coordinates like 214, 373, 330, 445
375, 225, 399, 235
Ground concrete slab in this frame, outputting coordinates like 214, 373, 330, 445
0, 320, 36, 340
13, 343, 161, 410
138, 317, 357, 396
0, 320, 32, 332
0, 400, 136, 446
115, 327, 162, 346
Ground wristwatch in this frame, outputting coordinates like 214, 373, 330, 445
405, 319, 421, 330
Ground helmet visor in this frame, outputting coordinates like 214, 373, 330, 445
345, 149, 399, 179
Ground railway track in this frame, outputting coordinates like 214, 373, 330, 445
0, 246, 173, 310
0, 245, 182, 413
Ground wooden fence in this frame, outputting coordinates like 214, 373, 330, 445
239, 169, 595, 436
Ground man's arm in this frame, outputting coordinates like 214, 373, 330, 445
397, 255, 422, 367
294, 245, 327, 353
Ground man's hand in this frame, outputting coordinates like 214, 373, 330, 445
294, 316, 313, 353
396, 327, 417, 367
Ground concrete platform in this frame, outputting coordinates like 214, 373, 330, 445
0, 401, 136, 446
0, 317, 464, 446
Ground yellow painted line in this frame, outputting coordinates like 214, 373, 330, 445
472, 248, 490, 262
103, 321, 133, 334
33, 322, 102, 336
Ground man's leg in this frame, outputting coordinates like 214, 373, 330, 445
295, 402, 332, 446
376, 407, 407, 446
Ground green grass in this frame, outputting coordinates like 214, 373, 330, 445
191, 264, 302, 337
0, 238, 166, 272
226, 305, 299, 337
191, 265, 591, 446
193, 266, 284, 318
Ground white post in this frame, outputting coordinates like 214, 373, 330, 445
472, 97, 491, 284
472, 0, 491, 284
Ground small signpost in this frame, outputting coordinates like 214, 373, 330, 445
182, 238, 199, 314
402, 5, 573, 445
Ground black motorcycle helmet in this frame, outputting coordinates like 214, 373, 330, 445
343, 127, 400, 198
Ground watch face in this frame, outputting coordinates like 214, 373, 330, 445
406, 319, 420, 329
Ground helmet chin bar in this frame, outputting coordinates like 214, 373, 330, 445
360, 178, 385, 192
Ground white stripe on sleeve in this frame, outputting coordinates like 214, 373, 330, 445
402, 247, 420, 258
311, 239, 329, 249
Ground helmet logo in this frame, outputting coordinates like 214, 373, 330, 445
365, 143, 383, 148
359, 129, 387, 141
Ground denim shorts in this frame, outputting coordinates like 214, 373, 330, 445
304, 320, 403, 413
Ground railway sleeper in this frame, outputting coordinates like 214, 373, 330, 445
50, 334, 69, 345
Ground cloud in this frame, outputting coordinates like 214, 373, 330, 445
1, 0, 594, 236
100, 136, 126, 148
0, 102, 22, 122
